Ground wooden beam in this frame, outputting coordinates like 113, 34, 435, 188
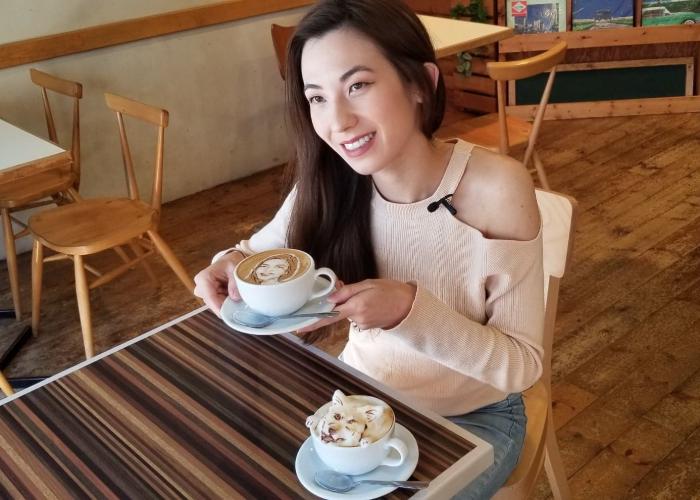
0, 0, 314, 70
499, 25, 700, 53
507, 95, 700, 120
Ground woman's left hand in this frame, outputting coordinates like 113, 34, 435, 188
297, 279, 416, 332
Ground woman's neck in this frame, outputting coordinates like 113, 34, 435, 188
372, 138, 453, 204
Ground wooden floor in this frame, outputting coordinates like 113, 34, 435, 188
1, 113, 699, 498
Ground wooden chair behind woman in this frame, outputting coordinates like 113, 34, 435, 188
437, 42, 567, 189
494, 189, 576, 499
271, 24, 295, 79
0, 69, 82, 320
29, 93, 194, 359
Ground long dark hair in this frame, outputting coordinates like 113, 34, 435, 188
285, 0, 445, 339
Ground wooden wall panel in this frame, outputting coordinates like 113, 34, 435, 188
0, 0, 314, 70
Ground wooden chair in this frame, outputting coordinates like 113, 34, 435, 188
0, 371, 13, 397
493, 189, 576, 499
29, 93, 194, 359
270, 24, 295, 79
0, 69, 82, 320
437, 42, 567, 190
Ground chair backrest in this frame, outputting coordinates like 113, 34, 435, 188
487, 41, 567, 161
271, 24, 296, 80
535, 189, 577, 387
30, 68, 83, 186
104, 93, 169, 216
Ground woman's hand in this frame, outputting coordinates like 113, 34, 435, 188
194, 252, 246, 316
297, 279, 416, 333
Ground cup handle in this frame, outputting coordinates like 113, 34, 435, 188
309, 268, 337, 299
380, 437, 407, 467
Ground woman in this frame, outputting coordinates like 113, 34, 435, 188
194, 0, 544, 497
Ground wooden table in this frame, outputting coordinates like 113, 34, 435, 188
0, 118, 70, 185
418, 15, 513, 58
0, 117, 72, 311
0, 308, 493, 498
0, 118, 72, 378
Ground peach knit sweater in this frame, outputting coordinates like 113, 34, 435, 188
229, 140, 544, 416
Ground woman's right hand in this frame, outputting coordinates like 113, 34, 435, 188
194, 251, 246, 316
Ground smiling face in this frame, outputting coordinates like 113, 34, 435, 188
300, 27, 427, 177
253, 257, 290, 284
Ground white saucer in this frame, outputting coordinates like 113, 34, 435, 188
295, 423, 419, 500
220, 276, 334, 335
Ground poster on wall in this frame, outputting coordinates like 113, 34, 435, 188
507, 0, 567, 33
641, 0, 700, 25
572, 0, 634, 30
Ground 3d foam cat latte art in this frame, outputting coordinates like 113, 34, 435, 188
306, 390, 394, 447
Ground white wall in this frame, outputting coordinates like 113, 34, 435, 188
0, 2, 307, 257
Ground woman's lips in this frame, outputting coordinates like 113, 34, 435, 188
341, 132, 375, 158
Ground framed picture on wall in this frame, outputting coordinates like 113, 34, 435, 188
507, 0, 567, 33
572, 0, 634, 30
641, 0, 700, 25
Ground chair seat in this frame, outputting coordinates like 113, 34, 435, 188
0, 169, 75, 208
436, 113, 532, 150
29, 198, 156, 255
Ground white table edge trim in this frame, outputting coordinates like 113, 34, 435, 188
0, 305, 208, 406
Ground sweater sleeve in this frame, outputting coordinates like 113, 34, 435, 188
386, 232, 545, 394
212, 187, 297, 262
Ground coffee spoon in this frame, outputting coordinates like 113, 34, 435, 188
232, 309, 338, 328
314, 470, 429, 493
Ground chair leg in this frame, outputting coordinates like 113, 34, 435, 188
533, 151, 551, 190
129, 239, 158, 286
0, 371, 13, 396
31, 240, 43, 337
1, 208, 21, 320
73, 255, 94, 359
544, 412, 571, 500
112, 245, 132, 266
147, 230, 194, 294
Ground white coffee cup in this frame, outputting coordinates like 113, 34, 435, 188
309, 396, 407, 476
234, 248, 337, 317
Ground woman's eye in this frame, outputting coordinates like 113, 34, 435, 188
349, 82, 369, 94
307, 95, 325, 104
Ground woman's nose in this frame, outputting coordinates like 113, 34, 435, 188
330, 101, 356, 133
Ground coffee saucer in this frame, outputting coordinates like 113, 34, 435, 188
221, 276, 334, 335
295, 423, 419, 500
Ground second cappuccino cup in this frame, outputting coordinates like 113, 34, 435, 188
234, 248, 337, 317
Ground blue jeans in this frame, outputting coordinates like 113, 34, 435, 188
448, 393, 527, 500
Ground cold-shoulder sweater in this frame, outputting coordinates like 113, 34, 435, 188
221, 140, 545, 416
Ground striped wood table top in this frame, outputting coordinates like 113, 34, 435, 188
0, 311, 478, 499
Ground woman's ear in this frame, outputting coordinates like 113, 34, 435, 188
414, 62, 440, 103
424, 62, 440, 91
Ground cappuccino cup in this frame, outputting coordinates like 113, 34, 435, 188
307, 394, 407, 476
234, 248, 337, 316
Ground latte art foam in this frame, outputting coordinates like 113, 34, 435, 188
236, 249, 311, 286
306, 390, 394, 447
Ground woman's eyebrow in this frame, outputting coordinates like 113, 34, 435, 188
303, 65, 374, 91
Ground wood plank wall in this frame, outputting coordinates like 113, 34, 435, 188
0, 0, 314, 70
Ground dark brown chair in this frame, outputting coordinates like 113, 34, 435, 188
271, 24, 296, 80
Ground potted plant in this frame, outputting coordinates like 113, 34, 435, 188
450, 0, 491, 77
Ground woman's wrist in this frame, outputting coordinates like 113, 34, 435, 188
212, 248, 247, 264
